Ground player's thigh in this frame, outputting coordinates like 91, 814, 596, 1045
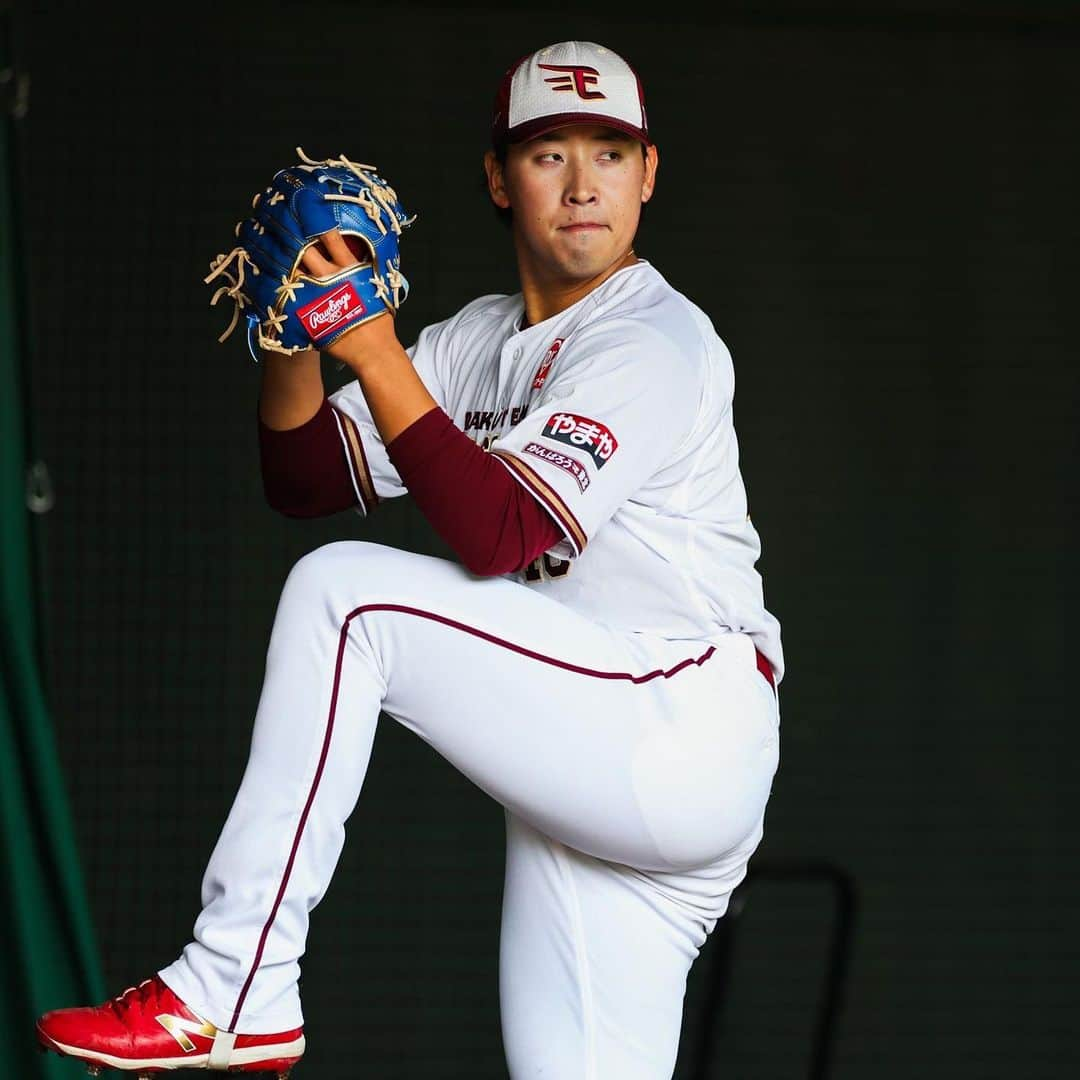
499, 812, 726, 1080
293, 540, 777, 870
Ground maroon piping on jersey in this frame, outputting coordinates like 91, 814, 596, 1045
227, 603, 760, 1031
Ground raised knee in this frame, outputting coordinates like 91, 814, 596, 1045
280, 542, 463, 623
287, 539, 380, 577
279, 541, 375, 602
283, 540, 433, 605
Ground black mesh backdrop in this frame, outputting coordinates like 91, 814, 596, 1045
16, 2, 1075, 1077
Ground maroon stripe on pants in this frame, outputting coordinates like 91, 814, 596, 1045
228, 603, 719, 1029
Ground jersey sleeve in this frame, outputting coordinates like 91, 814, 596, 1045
487, 320, 702, 558
325, 324, 445, 513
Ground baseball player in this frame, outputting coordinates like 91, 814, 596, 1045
36, 40, 783, 1079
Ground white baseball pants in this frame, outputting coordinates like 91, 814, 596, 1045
158, 541, 780, 1078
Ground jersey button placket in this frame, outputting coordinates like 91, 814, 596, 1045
495, 340, 520, 408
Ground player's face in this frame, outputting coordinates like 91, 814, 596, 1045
486, 125, 658, 291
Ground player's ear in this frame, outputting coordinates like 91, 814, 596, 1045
641, 143, 658, 204
484, 149, 511, 210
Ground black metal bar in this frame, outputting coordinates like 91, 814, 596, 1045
685, 889, 747, 1080
688, 859, 857, 1080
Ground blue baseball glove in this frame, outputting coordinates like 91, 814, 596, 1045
204, 147, 415, 362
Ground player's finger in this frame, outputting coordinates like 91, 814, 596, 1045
300, 241, 337, 278
320, 229, 360, 268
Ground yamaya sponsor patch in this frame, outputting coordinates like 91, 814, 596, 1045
523, 441, 591, 493
542, 412, 618, 469
297, 282, 367, 341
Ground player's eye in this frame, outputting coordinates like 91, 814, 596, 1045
536, 151, 564, 163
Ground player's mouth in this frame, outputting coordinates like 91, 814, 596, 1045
559, 222, 607, 233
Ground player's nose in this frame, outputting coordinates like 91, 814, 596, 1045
564, 168, 599, 205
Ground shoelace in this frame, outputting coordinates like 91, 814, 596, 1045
107, 977, 160, 1020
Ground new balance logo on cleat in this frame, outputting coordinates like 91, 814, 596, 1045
156, 1010, 217, 1052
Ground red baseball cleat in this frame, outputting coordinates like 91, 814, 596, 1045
35, 975, 304, 1076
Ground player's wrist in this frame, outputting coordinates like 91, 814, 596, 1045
325, 311, 402, 374
259, 345, 320, 367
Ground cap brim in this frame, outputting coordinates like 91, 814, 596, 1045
499, 113, 649, 147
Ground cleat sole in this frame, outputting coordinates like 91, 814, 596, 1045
37, 1020, 302, 1074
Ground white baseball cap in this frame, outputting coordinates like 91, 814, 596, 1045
491, 41, 649, 148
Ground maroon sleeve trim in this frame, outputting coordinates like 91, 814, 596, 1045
330, 406, 378, 512
488, 449, 588, 556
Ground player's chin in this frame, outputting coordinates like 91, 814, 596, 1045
553, 236, 615, 274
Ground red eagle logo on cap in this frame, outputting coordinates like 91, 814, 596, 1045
538, 64, 606, 100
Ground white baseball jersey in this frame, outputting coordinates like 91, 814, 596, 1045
157, 260, 783, 1077
328, 259, 784, 683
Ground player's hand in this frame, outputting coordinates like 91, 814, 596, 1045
298, 227, 397, 366
298, 226, 397, 363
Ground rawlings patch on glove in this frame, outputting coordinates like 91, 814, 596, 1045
204, 147, 415, 362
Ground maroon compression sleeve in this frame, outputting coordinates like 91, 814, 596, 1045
386, 406, 564, 575
257, 399, 358, 517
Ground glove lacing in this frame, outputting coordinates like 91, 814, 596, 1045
295, 146, 416, 236
204, 148, 414, 352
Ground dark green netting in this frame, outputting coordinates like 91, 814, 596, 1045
1, 8, 105, 1076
